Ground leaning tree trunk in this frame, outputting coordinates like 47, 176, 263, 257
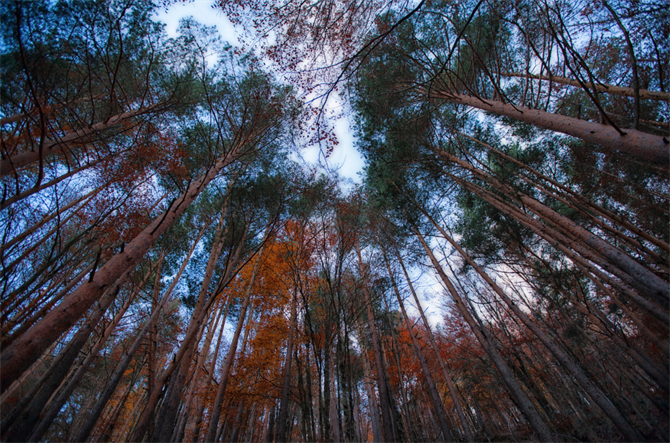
204, 243, 266, 442
382, 249, 453, 442
0, 104, 163, 176
356, 322, 383, 443
426, 88, 670, 164
152, 188, 235, 443
413, 227, 555, 442
0, 143, 245, 392
422, 207, 646, 440
498, 72, 670, 101
128, 223, 248, 443
355, 243, 397, 443
390, 240, 475, 442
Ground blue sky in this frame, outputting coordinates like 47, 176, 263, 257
154, 0, 365, 186
154, 1, 445, 328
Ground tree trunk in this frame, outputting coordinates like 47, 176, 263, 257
419, 199, 645, 440
355, 242, 397, 443
413, 227, 555, 442
0, 146, 242, 393
128, 221, 248, 443
152, 191, 235, 443
428, 89, 670, 164
276, 288, 299, 442
382, 249, 454, 442
390, 240, 475, 442
358, 336, 383, 443
0, 104, 162, 176
0, 186, 101, 255
499, 71, 670, 101
204, 243, 265, 442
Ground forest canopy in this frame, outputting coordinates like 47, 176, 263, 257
1, 0, 668, 442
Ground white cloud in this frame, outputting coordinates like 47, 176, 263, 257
154, 0, 239, 45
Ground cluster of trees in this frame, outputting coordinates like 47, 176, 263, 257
1, 0, 667, 442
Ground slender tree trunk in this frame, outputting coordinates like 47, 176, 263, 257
413, 227, 555, 442
0, 104, 162, 176
382, 249, 453, 441
152, 194, 235, 443
358, 336, 383, 443
2, 257, 156, 442
147, 277, 159, 440
1, 263, 93, 349
0, 186, 101, 255
419, 200, 645, 440
173, 301, 225, 443
0, 145, 244, 393
186, 299, 230, 443
390, 240, 474, 442
204, 243, 265, 442
498, 71, 670, 101
329, 341, 341, 443
94, 357, 143, 443
128, 222, 248, 443
276, 288, 299, 442
0, 157, 107, 211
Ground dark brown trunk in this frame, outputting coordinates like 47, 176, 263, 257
390, 240, 475, 442
204, 244, 265, 442
276, 289, 299, 442
419, 199, 645, 440
356, 243, 398, 442
382, 249, 453, 441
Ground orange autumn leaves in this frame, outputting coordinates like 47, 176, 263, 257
198, 220, 317, 410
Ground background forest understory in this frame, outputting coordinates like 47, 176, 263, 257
1, 0, 668, 442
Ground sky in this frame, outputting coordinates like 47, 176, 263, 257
154, 0, 365, 186
155, 0, 443, 328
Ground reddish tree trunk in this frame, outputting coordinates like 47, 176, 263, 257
0, 150, 240, 392
429, 89, 669, 164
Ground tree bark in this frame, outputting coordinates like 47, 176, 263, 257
428, 89, 670, 164
276, 288, 299, 442
390, 240, 475, 442
499, 72, 670, 101
152, 191, 235, 443
382, 249, 453, 441
355, 242, 397, 442
204, 243, 265, 442
0, 104, 162, 176
0, 146, 243, 392
414, 196, 651, 440
413, 227, 555, 442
